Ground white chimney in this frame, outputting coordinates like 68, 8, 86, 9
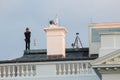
44, 21, 67, 58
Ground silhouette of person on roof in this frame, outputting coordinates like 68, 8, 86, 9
24, 27, 31, 50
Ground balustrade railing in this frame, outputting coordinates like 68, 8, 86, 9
0, 64, 36, 78
56, 62, 92, 75
0, 61, 94, 79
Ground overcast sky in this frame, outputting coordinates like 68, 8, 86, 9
0, 0, 120, 60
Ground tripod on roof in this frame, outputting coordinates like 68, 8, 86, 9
72, 33, 83, 48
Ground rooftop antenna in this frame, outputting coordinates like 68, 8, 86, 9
71, 33, 83, 48
55, 14, 59, 25
34, 38, 37, 49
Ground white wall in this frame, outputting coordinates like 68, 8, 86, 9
99, 33, 120, 57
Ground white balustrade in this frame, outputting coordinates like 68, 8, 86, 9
0, 64, 36, 78
56, 62, 93, 75
0, 61, 94, 80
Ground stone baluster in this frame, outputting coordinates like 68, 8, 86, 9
79, 63, 81, 74
20, 65, 22, 76
83, 63, 85, 74
72, 63, 75, 74
83, 63, 86, 74
32, 65, 36, 76
31, 65, 33, 76
58, 64, 61, 75
88, 63, 92, 73
12, 66, 15, 77
23, 65, 26, 76
14, 66, 17, 77
4, 66, 7, 77
1, 66, 3, 78
21, 65, 24, 77
0, 66, 1, 78
70, 63, 73, 75
16, 66, 19, 77
28, 65, 31, 76
10, 66, 13, 77
30, 65, 33, 76
81, 63, 84, 74
29, 65, 32, 76
78, 64, 81, 73
63, 64, 65, 75
26, 65, 28, 76
27, 65, 30, 76
3, 66, 6, 78
85, 63, 88, 74
74, 63, 77, 74
65, 64, 68, 75
56, 64, 59, 75
7, 66, 10, 77
27, 65, 29, 76
61, 64, 64, 75
67, 64, 70, 75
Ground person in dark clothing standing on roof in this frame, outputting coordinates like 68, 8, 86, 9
24, 27, 31, 50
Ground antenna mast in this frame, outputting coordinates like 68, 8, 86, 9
55, 15, 59, 25
34, 38, 37, 49
72, 33, 83, 48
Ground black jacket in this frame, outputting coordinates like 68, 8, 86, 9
24, 31, 31, 42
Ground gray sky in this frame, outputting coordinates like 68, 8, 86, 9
0, 0, 120, 60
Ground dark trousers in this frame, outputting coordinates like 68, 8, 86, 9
25, 40, 30, 50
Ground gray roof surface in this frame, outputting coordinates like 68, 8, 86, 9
0, 48, 98, 63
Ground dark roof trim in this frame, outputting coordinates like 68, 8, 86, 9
0, 57, 96, 64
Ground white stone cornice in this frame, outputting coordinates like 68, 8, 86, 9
91, 49, 120, 65
93, 64, 120, 68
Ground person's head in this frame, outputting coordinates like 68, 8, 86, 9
49, 20, 55, 25
26, 27, 29, 32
